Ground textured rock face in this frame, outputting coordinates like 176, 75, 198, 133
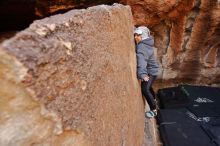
1, 1, 219, 86
0, 4, 144, 146
123, 0, 220, 86
35, 0, 220, 86
35, 0, 119, 17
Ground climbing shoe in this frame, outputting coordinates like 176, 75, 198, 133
145, 110, 157, 118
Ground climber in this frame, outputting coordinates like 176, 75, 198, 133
134, 26, 159, 118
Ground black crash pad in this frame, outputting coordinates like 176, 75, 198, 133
157, 85, 191, 109
158, 108, 216, 146
158, 85, 220, 117
201, 123, 220, 146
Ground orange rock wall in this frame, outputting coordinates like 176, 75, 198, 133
123, 0, 220, 86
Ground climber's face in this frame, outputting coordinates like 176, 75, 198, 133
134, 34, 142, 44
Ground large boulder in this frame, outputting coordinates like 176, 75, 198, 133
0, 4, 144, 146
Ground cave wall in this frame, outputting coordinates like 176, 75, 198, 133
0, 0, 37, 31
0, 4, 145, 146
124, 0, 220, 86
35, 0, 119, 17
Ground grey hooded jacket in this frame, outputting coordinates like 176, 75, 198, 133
136, 37, 159, 79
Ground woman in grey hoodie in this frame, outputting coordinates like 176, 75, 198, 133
134, 26, 159, 118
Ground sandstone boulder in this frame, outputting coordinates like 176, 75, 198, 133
0, 4, 144, 146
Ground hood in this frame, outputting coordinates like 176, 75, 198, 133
134, 26, 150, 40
140, 37, 154, 47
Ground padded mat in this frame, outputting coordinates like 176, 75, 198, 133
158, 85, 191, 109
157, 85, 220, 146
158, 109, 216, 146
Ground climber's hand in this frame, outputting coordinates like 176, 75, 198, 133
143, 76, 149, 82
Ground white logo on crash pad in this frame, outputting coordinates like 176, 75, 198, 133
194, 97, 214, 103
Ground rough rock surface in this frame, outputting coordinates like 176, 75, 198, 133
1, 0, 219, 87
35, 0, 119, 17
0, 4, 145, 146
124, 0, 220, 86
143, 118, 162, 146
34, 0, 220, 86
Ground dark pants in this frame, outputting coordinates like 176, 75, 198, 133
141, 75, 157, 110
